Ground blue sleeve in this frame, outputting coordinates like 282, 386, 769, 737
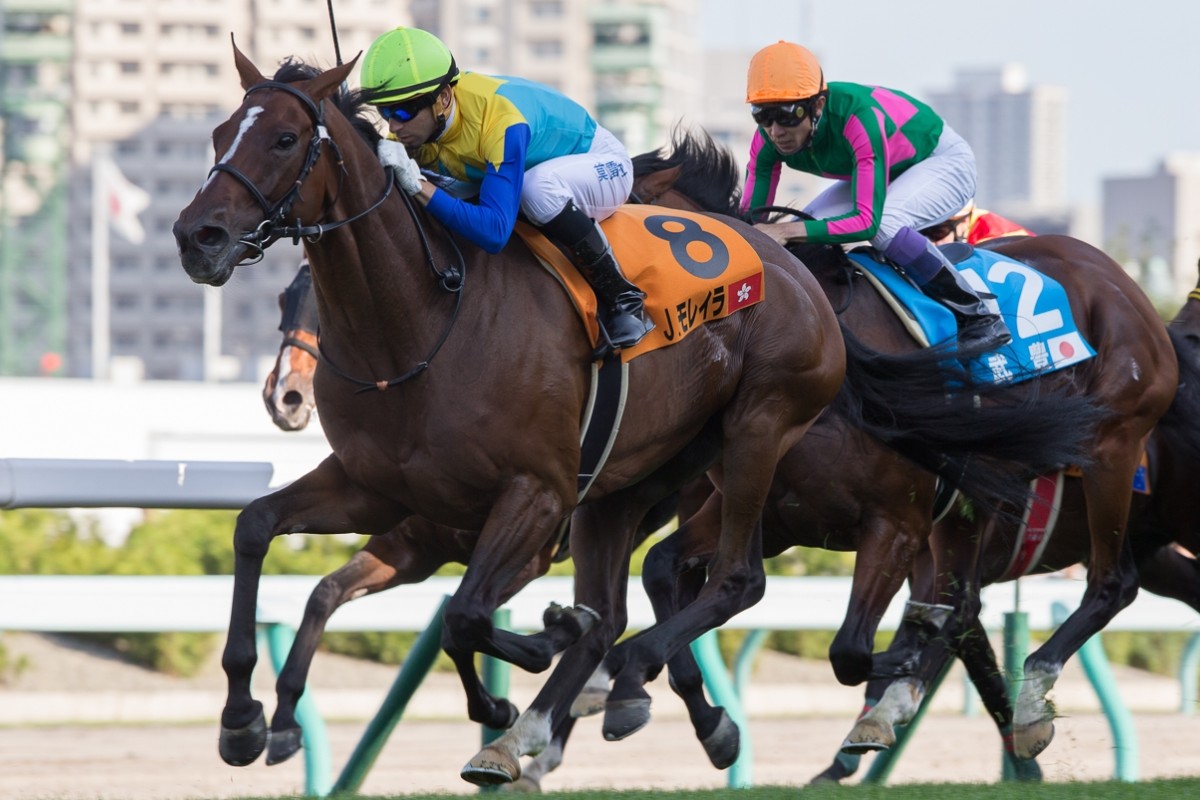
426, 124, 530, 253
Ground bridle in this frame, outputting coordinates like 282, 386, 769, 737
207, 79, 394, 262
211, 77, 466, 393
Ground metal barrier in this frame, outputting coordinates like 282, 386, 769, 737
3, 457, 1198, 793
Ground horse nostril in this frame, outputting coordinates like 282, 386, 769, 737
282, 390, 304, 409
194, 225, 229, 250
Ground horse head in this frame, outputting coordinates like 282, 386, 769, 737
173, 39, 361, 285
263, 260, 320, 431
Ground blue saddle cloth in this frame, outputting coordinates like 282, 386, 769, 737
846, 246, 1096, 385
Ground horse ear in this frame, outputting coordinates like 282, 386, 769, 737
305, 53, 361, 103
636, 164, 683, 201
231, 34, 266, 90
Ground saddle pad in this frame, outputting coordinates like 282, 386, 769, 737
516, 205, 765, 363
846, 247, 1096, 385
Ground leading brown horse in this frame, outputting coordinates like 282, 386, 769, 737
174, 49, 1098, 785
173, 46, 853, 784
627, 128, 1178, 764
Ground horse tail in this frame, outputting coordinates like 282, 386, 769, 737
832, 323, 1109, 512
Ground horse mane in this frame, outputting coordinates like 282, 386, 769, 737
272, 59, 382, 149
1159, 325, 1200, 461
631, 127, 743, 218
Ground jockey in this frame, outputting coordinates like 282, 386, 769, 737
923, 199, 1035, 245
359, 26, 653, 350
740, 41, 1011, 350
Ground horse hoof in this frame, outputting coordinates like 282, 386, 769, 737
462, 746, 520, 785
602, 697, 651, 741
840, 717, 894, 755
218, 708, 268, 767
265, 727, 302, 766
700, 710, 740, 770
1013, 719, 1055, 760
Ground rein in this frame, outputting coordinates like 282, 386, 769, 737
317, 186, 467, 394
750, 203, 862, 316
208, 80, 395, 261
218, 76, 466, 393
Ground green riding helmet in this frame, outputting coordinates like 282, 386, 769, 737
361, 27, 460, 104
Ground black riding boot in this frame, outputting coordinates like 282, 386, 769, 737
920, 249, 1012, 350
542, 202, 654, 350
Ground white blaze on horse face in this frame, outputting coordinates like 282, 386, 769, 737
202, 106, 264, 191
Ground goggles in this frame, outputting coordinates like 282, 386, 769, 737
377, 90, 441, 123
751, 101, 815, 129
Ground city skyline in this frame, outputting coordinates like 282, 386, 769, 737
700, 0, 1200, 207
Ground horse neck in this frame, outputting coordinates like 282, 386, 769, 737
303, 117, 446, 368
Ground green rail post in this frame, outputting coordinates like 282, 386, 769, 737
478, 607, 514, 794
330, 595, 449, 795
1050, 601, 1137, 781
1001, 609, 1029, 782
692, 629, 752, 788
862, 658, 953, 784
263, 623, 333, 797
1179, 632, 1200, 715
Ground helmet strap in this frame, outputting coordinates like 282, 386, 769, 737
425, 87, 454, 144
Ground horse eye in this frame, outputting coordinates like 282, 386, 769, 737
275, 133, 298, 150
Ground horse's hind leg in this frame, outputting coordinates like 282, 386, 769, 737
219, 458, 403, 767
1013, 451, 1146, 759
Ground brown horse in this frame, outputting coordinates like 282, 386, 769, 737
627, 128, 1178, 764
174, 47, 855, 784
175, 48, 1103, 785
817, 264, 1200, 781
263, 259, 319, 432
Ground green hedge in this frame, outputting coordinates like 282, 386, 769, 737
0, 508, 1194, 689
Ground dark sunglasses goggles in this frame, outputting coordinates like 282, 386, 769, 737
751, 101, 815, 129
378, 90, 441, 123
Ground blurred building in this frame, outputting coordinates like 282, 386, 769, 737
926, 64, 1067, 218
3, 0, 711, 381
1102, 154, 1200, 304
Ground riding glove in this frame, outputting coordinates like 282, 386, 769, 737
377, 138, 425, 196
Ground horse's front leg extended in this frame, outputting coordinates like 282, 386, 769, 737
267, 525, 457, 765
218, 458, 404, 767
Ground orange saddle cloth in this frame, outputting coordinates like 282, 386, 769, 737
515, 205, 765, 362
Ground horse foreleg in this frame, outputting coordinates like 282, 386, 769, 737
830, 518, 923, 685
219, 458, 403, 767
462, 499, 638, 785
267, 525, 456, 765
443, 478, 576, 675
512, 712, 578, 791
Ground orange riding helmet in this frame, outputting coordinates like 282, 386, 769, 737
746, 41, 827, 104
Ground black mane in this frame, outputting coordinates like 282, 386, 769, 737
631, 127, 743, 218
632, 127, 850, 270
273, 59, 382, 149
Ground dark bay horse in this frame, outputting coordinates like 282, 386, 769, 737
174, 47, 855, 784
174, 49, 1100, 785
627, 129, 1178, 764
816, 265, 1200, 781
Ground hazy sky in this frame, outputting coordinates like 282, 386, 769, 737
700, 0, 1200, 206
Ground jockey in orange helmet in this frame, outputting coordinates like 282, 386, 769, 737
741, 41, 1011, 350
